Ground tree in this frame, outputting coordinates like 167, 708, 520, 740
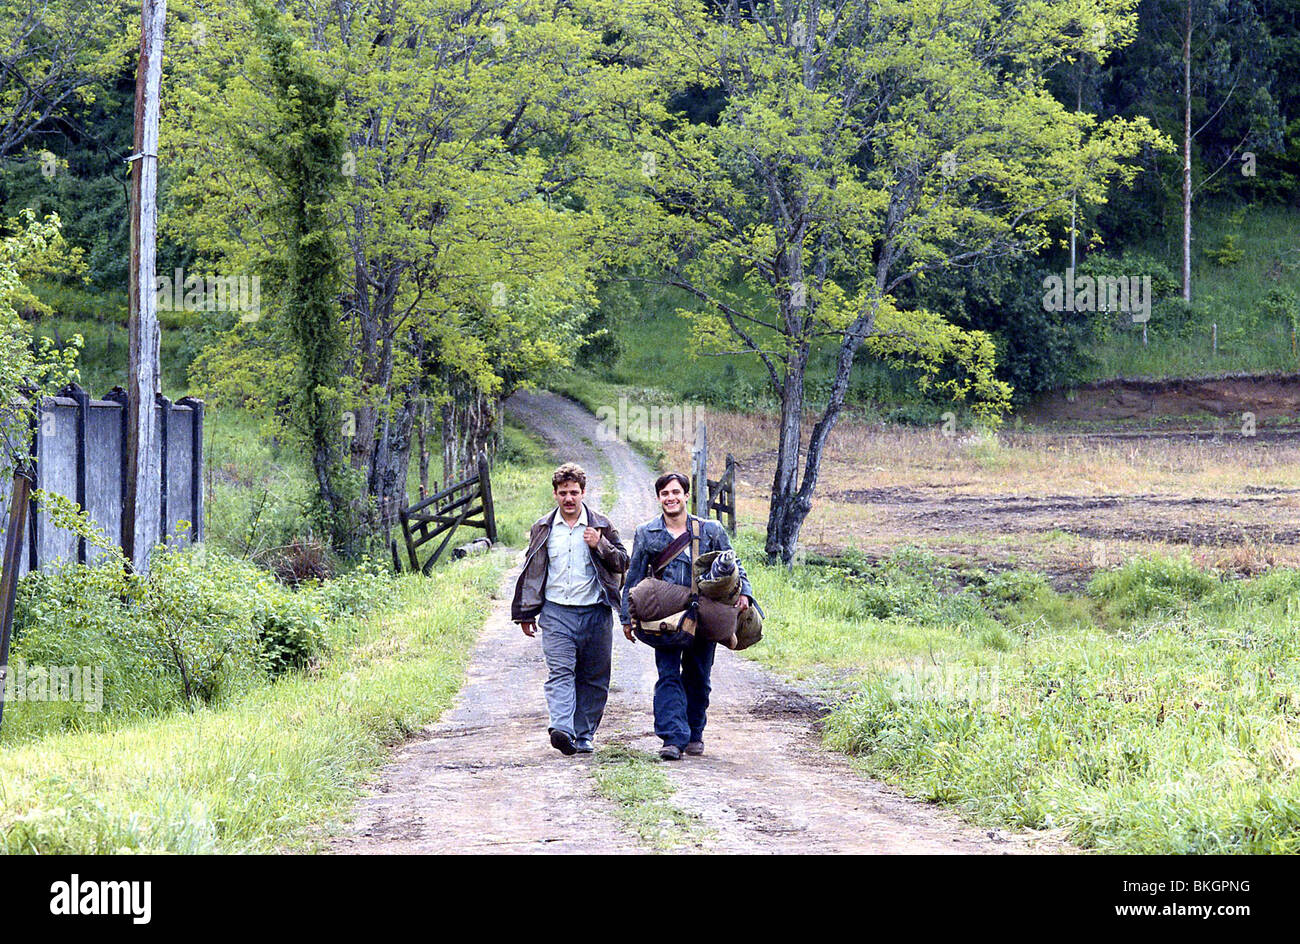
615, 0, 1164, 563
242, 0, 352, 550
165, 0, 661, 547
0, 209, 81, 477
0, 0, 134, 157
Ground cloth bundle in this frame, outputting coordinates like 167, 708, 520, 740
629, 548, 763, 650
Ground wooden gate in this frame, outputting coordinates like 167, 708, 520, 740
397, 451, 497, 574
690, 423, 737, 533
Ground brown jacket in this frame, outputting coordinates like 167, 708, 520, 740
511, 503, 629, 622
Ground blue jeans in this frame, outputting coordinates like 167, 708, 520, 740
539, 601, 613, 742
653, 634, 716, 748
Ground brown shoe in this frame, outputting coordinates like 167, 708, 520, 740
685, 741, 704, 756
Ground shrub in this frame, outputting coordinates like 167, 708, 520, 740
311, 558, 395, 622
134, 547, 264, 705
255, 536, 334, 586
253, 591, 326, 676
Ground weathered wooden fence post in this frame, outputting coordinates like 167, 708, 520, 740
0, 463, 34, 734
176, 396, 204, 541
692, 422, 707, 517
64, 383, 90, 564
478, 450, 497, 543
724, 453, 737, 534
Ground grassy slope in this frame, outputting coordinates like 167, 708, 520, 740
552, 205, 1300, 416
1082, 204, 1300, 381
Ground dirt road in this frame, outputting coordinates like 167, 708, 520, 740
331, 390, 1052, 854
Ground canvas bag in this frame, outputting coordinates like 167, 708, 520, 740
631, 519, 702, 642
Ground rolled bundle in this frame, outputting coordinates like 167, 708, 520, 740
629, 575, 740, 642
694, 550, 740, 603
628, 577, 691, 622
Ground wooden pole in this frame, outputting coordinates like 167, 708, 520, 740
0, 466, 34, 734
123, 0, 166, 568
1181, 0, 1192, 304
692, 422, 707, 518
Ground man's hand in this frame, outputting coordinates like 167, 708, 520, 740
622, 623, 636, 643
583, 526, 600, 548
735, 595, 751, 610
521, 621, 537, 638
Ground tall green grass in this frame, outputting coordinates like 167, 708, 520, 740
739, 539, 1300, 853
1082, 204, 1300, 380
0, 557, 504, 853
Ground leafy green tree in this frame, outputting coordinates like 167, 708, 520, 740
0, 209, 81, 476
0, 0, 133, 157
238, 1, 353, 551
166, 0, 664, 543
614, 0, 1166, 562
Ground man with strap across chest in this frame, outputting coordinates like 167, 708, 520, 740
620, 472, 753, 761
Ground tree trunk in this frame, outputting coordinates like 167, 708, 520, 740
440, 375, 499, 482
369, 380, 417, 536
417, 398, 429, 496
764, 348, 808, 564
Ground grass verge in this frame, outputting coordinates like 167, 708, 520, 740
0, 555, 505, 853
735, 534, 1300, 854
590, 744, 709, 851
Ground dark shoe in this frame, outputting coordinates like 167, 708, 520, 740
549, 728, 577, 756
659, 744, 683, 761
685, 741, 704, 756
575, 738, 594, 754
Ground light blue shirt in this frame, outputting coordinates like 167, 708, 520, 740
545, 506, 601, 606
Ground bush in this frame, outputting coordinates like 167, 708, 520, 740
255, 536, 334, 586
311, 558, 395, 622
134, 546, 265, 705
253, 592, 326, 676
9, 542, 373, 734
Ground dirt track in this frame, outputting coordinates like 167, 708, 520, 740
330, 390, 1056, 854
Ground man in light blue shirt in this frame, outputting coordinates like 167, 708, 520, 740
545, 502, 603, 606
512, 463, 628, 755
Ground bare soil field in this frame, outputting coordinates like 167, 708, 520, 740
661, 377, 1300, 583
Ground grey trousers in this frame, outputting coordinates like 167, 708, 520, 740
539, 600, 613, 742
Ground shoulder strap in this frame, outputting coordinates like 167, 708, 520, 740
652, 527, 692, 577
689, 517, 700, 599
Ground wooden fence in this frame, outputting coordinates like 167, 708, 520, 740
0, 383, 203, 574
396, 451, 497, 574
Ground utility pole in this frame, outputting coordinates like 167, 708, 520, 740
123, 0, 166, 568
1182, 0, 1193, 304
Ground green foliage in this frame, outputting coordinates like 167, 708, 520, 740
0, 556, 501, 853
742, 541, 1300, 853
0, 210, 82, 475
243, 0, 353, 551
253, 592, 326, 678
1087, 556, 1221, 621
10, 540, 398, 733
